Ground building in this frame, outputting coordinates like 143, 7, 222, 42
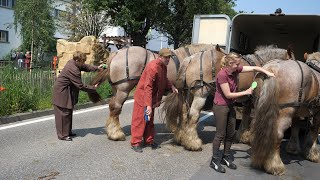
0, 0, 20, 59
0, 0, 170, 59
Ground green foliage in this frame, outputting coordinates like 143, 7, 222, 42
85, 0, 237, 48
0, 67, 112, 116
156, 0, 238, 48
56, 0, 109, 41
98, 0, 168, 47
13, 0, 56, 61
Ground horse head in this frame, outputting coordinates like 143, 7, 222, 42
304, 52, 320, 63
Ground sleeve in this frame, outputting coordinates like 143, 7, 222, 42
81, 64, 98, 72
166, 77, 172, 90
216, 72, 228, 85
144, 65, 158, 107
236, 65, 243, 74
67, 67, 97, 93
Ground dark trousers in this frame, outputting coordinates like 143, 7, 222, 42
54, 105, 73, 139
212, 104, 236, 158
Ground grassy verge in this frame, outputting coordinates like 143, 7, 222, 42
0, 66, 112, 116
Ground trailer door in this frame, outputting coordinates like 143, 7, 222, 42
192, 15, 231, 52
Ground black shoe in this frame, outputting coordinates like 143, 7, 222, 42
221, 155, 237, 169
69, 133, 76, 137
131, 145, 143, 153
210, 157, 226, 173
59, 136, 72, 141
145, 143, 161, 149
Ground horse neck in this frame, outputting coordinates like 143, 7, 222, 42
253, 49, 288, 65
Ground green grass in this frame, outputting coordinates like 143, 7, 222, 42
0, 66, 112, 116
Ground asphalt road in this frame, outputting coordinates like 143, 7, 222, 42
0, 100, 319, 180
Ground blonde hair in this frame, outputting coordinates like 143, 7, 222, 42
220, 52, 241, 68
73, 51, 87, 62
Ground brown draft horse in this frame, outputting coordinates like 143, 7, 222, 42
89, 44, 217, 141
251, 57, 320, 175
162, 45, 294, 151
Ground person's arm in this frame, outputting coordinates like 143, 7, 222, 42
241, 66, 275, 77
81, 64, 99, 72
165, 77, 178, 93
68, 68, 97, 93
144, 66, 157, 115
220, 83, 252, 99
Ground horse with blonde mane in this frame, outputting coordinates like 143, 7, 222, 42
251, 55, 320, 175
162, 45, 294, 151
89, 44, 217, 141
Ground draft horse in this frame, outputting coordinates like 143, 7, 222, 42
251, 58, 320, 175
162, 45, 294, 151
89, 44, 217, 141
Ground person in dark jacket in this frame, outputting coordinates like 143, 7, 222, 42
52, 51, 102, 141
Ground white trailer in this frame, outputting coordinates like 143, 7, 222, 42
192, 10, 320, 60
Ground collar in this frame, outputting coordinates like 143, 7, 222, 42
222, 68, 233, 76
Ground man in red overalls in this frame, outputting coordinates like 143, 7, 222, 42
130, 48, 178, 153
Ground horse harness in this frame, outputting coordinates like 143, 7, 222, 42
171, 47, 191, 73
186, 50, 217, 92
108, 47, 155, 86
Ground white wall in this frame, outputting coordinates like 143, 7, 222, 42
0, 7, 21, 59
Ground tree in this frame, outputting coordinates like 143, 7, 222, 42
156, 0, 238, 48
13, 0, 56, 67
56, 0, 110, 41
99, 0, 169, 47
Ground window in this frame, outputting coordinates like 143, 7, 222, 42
0, 30, 9, 42
0, 0, 14, 8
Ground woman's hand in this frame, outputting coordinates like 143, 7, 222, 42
266, 71, 275, 77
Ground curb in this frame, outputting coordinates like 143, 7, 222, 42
0, 97, 133, 125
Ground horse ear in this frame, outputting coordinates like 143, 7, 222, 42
215, 44, 221, 51
304, 52, 308, 60
287, 44, 294, 59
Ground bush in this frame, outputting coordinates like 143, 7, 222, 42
0, 66, 112, 116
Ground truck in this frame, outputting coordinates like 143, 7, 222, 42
191, 9, 320, 60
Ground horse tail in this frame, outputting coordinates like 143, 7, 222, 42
88, 53, 114, 103
251, 76, 279, 168
161, 91, 184, 132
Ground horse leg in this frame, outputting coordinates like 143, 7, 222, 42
285, 118, 301, 155
236, 102, 253, 144
106, 90, 129, 141
264, 109, 293, 175
176, 96, 206, 151
303, 114, 320, 162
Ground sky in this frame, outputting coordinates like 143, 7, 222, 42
234, 0, 320, 14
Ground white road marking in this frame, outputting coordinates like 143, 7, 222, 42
0, 99, 135, 131
199, 112, 214, 122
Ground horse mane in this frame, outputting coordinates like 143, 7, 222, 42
175, 55, 194, 89
254, 45, 293, 61
305, 52, 320, 61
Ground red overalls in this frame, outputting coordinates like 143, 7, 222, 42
130, 58, 172, 146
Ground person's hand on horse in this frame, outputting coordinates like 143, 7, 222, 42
171, 85, 178, 94
266, 71, 275, 78
146, 106, 152, 115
